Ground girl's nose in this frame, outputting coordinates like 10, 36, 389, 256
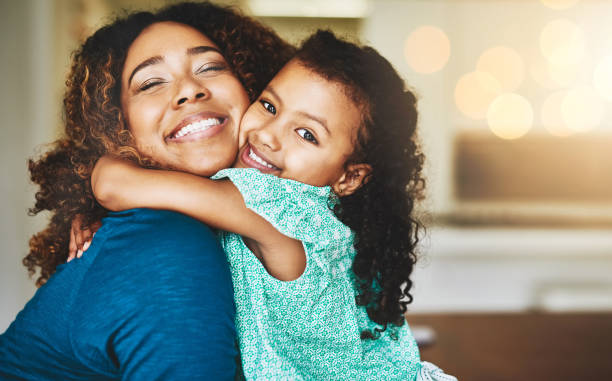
253, 122, 281, 151
173, 77, 209, 108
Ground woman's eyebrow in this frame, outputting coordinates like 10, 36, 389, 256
128, 56, 163, 86
127, 46, 223, 86
187, 45, 222, 56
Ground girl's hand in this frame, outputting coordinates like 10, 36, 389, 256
67, 214, 101, 262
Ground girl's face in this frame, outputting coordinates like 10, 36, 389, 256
235, 59, 363, 188
121, 22, 250, 176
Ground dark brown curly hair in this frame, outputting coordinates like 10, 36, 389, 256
26, 1, 295, 286
294, 31, 425, 338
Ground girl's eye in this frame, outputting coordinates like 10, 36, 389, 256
195, 63, 226, 74
260, 100, 276, 115
138, 79, 165, 92
296, 128, 318, 144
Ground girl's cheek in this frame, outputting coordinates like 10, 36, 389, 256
237, 111, 257, 145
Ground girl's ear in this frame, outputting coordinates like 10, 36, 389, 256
332, 163, 372, 197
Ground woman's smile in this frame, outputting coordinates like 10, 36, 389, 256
166, 112, 227, 142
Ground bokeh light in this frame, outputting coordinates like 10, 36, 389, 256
476, 46, 525, 91
562, 86, 605, 132
530, 58, 579, 89
540, 19, 585, 65
404, 26, 451, 74
455, 71, 502, 120
487, 93, 533, 139
547, 62, 579, 87
530, 59, 561, 89
541, 91, 575, 137
540, 0, 580, 10
593, 55, 612, 102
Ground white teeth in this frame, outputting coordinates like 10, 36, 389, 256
248, 148, 275, 169
174, 118, 221, 138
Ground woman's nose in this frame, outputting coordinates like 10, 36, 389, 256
173, 77, 209, 108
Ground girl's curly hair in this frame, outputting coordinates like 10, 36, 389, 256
294, 31, 425, 338
26, 2, 295, 286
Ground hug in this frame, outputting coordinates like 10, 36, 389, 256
0, 2, 455, 380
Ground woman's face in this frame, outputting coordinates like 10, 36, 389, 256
121, 22, 249, 176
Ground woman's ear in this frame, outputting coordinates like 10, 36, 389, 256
332, 163, 372, 196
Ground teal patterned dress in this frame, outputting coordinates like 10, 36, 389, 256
212, 168, 455, 381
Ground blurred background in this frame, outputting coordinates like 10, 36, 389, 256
2, 0, 611, 379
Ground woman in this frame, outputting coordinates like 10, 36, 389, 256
26, 2, 294, 285
0, 2, 293, 379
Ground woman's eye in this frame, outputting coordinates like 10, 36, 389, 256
195, 63, 226, 74
296, 128, 318, 144
260, 100, 276, 115
138, 79, 164, 92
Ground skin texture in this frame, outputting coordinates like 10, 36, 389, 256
122, 22, 250, 175
235, 59, 370, 193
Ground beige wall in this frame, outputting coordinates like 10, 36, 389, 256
0, 0, 53, 331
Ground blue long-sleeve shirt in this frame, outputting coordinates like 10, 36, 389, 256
0, 208, 237, 380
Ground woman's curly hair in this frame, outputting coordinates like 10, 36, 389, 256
25, 1, 295, 286
295, 31, 425, 338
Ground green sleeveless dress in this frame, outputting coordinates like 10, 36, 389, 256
212, 168, 455, 381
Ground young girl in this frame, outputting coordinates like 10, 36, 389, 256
83, 31, 456, 380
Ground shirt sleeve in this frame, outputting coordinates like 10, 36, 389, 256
71, 209, 238, 380
212, 168, 351, 245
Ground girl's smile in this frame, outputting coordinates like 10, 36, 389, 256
239, 143, 282, 171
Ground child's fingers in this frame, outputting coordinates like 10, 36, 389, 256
68, 228, 78, 262
75, 228, 92, 250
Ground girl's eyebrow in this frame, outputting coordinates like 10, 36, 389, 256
297, 111, 329, 134
128, 46, 223, 86
266, 86, 330, 134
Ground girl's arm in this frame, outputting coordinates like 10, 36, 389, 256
92, 156, 305, 281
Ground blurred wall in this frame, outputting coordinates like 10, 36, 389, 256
360, 0, 612, 314
0, 0, 54, 332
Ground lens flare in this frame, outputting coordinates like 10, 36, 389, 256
561, 86, 605, 132
540, 19, 585, 66
455, 71, 502, 120
487, 93, 533, 139
541, 91, 574, 137
476, 46, 525, 92
593, 55, 612, 102
404, 26, 451, 74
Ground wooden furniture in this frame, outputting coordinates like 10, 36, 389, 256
408, 312, 612, 380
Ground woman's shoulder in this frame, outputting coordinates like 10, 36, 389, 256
99, 208, 223, 267
105, 208, 215, 238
